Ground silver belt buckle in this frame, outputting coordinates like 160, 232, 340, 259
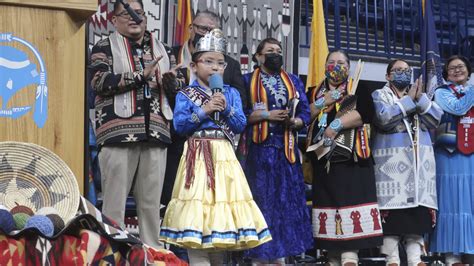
193, 129, 223, 138
193, 130, 203, 138
206, 129, 215, 138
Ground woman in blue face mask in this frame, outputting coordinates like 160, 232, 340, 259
371, 59, 443, 265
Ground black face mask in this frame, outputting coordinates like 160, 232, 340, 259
192, 33, 204, 48
263, 53, 283, 72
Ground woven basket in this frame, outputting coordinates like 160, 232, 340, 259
0, 141, 80, 223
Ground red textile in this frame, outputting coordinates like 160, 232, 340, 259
0, 230, 185, 265
148, 247, 189, 266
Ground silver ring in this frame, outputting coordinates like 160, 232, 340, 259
330, 90, 342, 100
323, 137, 334, 147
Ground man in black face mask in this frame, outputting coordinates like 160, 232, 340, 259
169, 10, 246, 108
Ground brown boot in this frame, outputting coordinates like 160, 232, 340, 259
387, 264, 399, 266
343, 263, 357, 266
417, 263, 426, 266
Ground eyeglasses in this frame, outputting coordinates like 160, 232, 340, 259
447, 64, 466, 73
193, 23, 214, 34
390, 68, 412, 75
197, 59, 227, 69
116, 10, 146, 19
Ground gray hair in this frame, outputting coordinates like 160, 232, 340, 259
194, 10, 221, 28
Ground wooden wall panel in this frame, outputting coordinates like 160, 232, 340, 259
0, 3, 95, 193
0, 0, 96, 14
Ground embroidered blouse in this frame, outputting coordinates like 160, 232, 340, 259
173, 80, 247, 136
434, 82, 474, 151
435, 82, 474, 116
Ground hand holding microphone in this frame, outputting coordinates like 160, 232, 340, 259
204, 74, 226, 120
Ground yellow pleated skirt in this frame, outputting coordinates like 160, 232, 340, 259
159, 138, 272, 250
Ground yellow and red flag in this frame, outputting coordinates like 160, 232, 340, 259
175, 0, 192, 46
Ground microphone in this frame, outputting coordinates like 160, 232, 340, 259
118, 0, 143, 25
208, 74, 224, 121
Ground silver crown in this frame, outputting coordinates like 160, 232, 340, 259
194, 29, 227, 54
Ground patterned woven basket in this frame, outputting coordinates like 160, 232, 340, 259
0, 141, 80, 223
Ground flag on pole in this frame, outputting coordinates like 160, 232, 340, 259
175, 0, 192, 46
420, 0, 444, 99
306, 0, 329, 91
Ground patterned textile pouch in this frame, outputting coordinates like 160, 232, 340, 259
327, 95, 357, 162
236, 128, 251, 168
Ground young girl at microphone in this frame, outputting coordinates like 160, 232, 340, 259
159, 29, 271, 265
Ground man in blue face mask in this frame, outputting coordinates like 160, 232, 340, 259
385, 59, 427, 102
387, 60, 416, 97
391, 69, 412, 91
371, 59, 443, 266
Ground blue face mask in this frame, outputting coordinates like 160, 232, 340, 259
391, 71, 411, 90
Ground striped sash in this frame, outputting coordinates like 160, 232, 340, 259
181, 86, 236, 144
249, 68, 297, 163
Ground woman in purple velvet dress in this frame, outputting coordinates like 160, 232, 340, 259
241, 38, 313, 263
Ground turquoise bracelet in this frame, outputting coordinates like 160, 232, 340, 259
261, 110, 270, 119
314, 97, 325, 109
329, 118, 344, 133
